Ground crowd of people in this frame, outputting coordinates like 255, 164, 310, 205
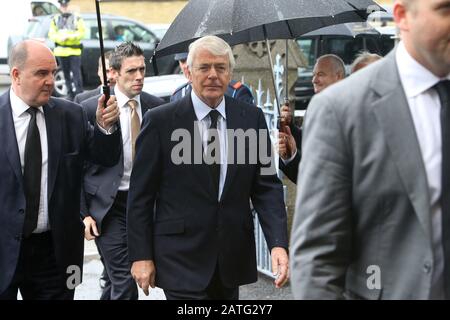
0, 0, 449, 300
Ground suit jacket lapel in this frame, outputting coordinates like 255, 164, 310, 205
0, 91, 22, 186
174, 93, 213, 198
44, 99, 62, 202
220, 97, 246, 202
372, 52, 432, 239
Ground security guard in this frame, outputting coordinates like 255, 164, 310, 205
170, 52, 255, 105
48, 0, 86, 100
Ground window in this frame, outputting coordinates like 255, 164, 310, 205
296, 38, 317, 68
31, 2, 59, 16
83, 18, 109, 40
111, 20, 156, 43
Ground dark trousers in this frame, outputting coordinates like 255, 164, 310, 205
95, 191, 138, 300
99, 254, 112, 300
60, 55, 83, 99
0, 231, 74, 300
164, 264, 239, 300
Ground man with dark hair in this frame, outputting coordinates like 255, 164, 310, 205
290, 0, 450, 299
0, 39, 121, 300
81, 42, 164, 300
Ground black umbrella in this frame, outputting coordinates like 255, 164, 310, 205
156, 0, 384, 56
156, 0, 384, 108
302, 21, 379, 37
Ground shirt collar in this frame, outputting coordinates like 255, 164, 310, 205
396, 41, 450, 98
114, 86, 140, 109
191, 89, 226, 122
9, 88, 44, 117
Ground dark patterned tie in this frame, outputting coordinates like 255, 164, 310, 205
436, 80, 450, 299
23, 107, 42, 237
207, 110, 221, 199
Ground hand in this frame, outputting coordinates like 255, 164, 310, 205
280, 104, 292, 127
83, 216, 99, 240
96, 94, 120, 131
271, 247, 289, 288
131, 260, 156, 296
278, 125, 297, 160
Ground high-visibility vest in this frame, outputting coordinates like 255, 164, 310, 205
48, 13, 86, 57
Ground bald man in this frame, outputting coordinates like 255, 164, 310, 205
0, 40, 121, 300
278, 54, 345, 183
290, 0, 450, 299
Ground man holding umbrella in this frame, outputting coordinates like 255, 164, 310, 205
127, 35, 289, 300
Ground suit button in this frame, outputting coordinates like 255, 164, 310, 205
423, 262, 432, 274
19, 209, 24, 214
14, 234, 21, 241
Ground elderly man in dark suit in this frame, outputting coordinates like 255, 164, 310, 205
127, 35, 289, 300
290, 0, 450, 299
81, 42, 164, 300
0, 39, 121, 300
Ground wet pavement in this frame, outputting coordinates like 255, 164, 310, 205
76, 240, 293, 300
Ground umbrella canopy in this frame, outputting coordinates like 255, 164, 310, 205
302, 22, 379, 37
156, 0, 384, 57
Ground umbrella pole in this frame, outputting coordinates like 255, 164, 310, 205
95, 0, 109, 107
263, 25, 281, 113
285, 39, 289, 103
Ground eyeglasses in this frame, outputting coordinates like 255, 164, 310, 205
192, 64, 230, 75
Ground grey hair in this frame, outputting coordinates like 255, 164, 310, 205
351, 51, 382, 73
316, 54, 346, 78
8, 41, 29, 71
187, 36, 235, 72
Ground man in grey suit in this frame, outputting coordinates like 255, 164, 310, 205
81, 42, 164, 300
290, 0, 450, 299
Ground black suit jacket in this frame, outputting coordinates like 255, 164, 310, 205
0, 90, 121, 295
127, 93, 288, 291
80, 92, 164, 231
73, 87, 101, 104
279, 123, 302, 184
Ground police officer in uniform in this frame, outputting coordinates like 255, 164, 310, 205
170, 52, 255, 105
48, 0, 85, 100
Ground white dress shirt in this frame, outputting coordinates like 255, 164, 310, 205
191, 90, 228, 201
115, 87, 143, 191
10, 89, 49, 233
396, 41, 450, 299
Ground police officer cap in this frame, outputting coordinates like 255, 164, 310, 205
58, 0, 70, 4
174, 52, 188, 61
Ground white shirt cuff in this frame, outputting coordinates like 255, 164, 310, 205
281, 150, 297, 165
97, 122, 117, 135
